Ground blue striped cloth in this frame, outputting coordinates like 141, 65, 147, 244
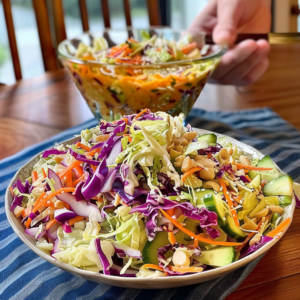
1, 108, 299, 300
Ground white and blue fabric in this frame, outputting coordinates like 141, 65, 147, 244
1, 108, 299, 300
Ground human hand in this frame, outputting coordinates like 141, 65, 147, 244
189, 0, 271, 85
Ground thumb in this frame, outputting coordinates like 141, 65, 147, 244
213, 0, 243, 45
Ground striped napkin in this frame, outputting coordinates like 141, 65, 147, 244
1, 108, 299, 300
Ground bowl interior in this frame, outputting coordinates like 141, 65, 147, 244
58, 28, 226, 121
5, 128, 295, 289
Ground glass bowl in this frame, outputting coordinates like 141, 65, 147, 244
58, 28, 226, 121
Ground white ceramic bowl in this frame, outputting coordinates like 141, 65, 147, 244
5, 128, 296, 289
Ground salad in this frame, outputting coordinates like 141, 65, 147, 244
10, 109, 296, 278
62, 31, 221, 120
74, 32, 202, 64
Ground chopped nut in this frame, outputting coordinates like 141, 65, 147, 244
172, 250, 190, 267
254, 207, 269, 222
239, 155, 251, 166
54, 200, 65, 209
251, 217, 257, 224
52, 154, 65, 164
269, 205, 284, 215
167, 143, 175, 152
114, 194, 121, 207
172, 137, 189, 146
14, 206, 24, 218
181, 157, 198, 172
219, 148, 229, 160
249, 233, 262, 247
241, 219, 257, 231
194, 155, 217, 167
170, 149, 182, 158
174, 145, 183, 153
199, 167, 215, 181
174, 155, 185, 168
95, 134, 110, 142
235, 169, 245, 176
182, 131, 197, 141
228, 148, 233, 155
203, 181, 220, 192
232, 165, 238, 172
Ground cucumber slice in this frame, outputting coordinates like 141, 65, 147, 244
194, 188, 214, 206
195, 246, 235, 267
197, 133, 217, 145
279, 195, 292, 206
263, 175, 293, 197
203, 192, 226, 226
183, 219, 200, 241
220, 215, 247, 241
248, 156, 280, 181
142, 230, 185, 265
247, 175, 260, 189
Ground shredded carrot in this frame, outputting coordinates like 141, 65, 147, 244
91, 165, 97, 172
165, 208, 175, 217
9, 186, 14, 197
22, 206, 32, 218
160, 210, 241, 246
32, 192, 47, 212
142, 264, 164, 272
181, 167, 203, 182
260, 180, 268, 189
76, 142, 91, 152
232, 194, 241, 203
46, 219, 57, 230
32, 171, 38, 183
244, 169, 250, 174
168, 231, 176, 245
194, 238, 198, 248
42, 168, 47, 179
59, 161, 82, 179
232, 163, 273, 171
207, 153, 212, 159
84, 148, 101, 157
32, 188, 75, 213
169, 266, 203, 273
74, 165, 84, 177
66, 171, 73, 188
127, 38, 139, 43
245, 175, 251, 182
219, 178, 240, 227
25, 218, 31, 229
181, 42, 197, 54
236, 218, 266, 253
134, 108, 148, 120
72, 174, 86, 187
267, 217, 291, 238
68, 216, 85, 226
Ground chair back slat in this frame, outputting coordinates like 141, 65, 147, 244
147, 0, 161, 26
101, 0, 111, 28
32, 0, 57, 71
123, 0, 132, 26
2, 0, 22, 80
51, 0, 67, 45
79, 0, 89, 32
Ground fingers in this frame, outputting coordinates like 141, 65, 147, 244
212, 40, 259, 79
209, 40, 270, 86
236, 58, 269, 86
213, 0, 244, 44
216, 40, 270, 84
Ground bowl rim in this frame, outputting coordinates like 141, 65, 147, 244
5, 128, 295, 285
57, 26, 227, 68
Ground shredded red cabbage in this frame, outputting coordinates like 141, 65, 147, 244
239, 235, 273, 259
94, 238, 111, 275
42, 149, 67, 158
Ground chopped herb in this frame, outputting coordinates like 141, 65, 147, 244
185, 82, 193, 87
151, 89, 159, 93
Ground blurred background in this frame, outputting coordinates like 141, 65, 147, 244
0, 0, 299, 85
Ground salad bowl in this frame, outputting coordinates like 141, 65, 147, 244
58, 28, 226, 121
5, 126, 296, 289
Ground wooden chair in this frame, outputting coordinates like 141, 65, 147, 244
2, 0, 163, 81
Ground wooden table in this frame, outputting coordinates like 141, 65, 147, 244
1, 44, 300, 299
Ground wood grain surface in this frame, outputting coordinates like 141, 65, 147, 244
0, 43, 299, 299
